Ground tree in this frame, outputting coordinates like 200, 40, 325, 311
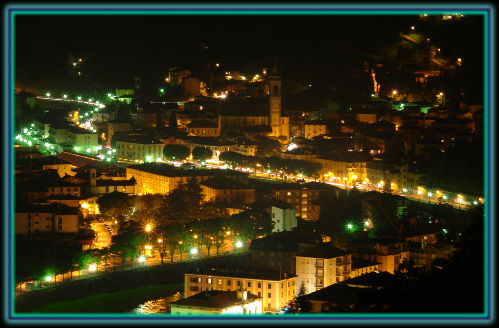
287, 281, 312, 313
96, 191, 133, 222
163, 144, 190, 161
131, 194, 164, 228
161, 178, 203, 222
111, 231, 144, 270
192, 146, 213, 162
256, 137, 282, 157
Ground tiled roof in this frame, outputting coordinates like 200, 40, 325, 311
200, 176, 253, 190
297, 243, 350, 259
170, 290, 261, 309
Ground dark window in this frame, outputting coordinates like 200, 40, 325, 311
227, 280, 231, 286
247, 282, 251, 287
268, 283, 271, 289
268, 292, 272, 298
273, 85, 279, 95
237, 281, 241, 287
258, 282, 261, 288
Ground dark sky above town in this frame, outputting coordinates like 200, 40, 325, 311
15, 13, 484, 96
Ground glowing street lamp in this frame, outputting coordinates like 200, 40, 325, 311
145, 224, 151, 232
89, 264, 96, 273
138, 256, 146, 266
190, 248, 198, 255
45, 275, 52, 283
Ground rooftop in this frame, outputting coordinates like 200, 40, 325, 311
297, 243, 350, 259
185, 265, 296, 281
126, 163, 247, 178
170, 290, 261, 309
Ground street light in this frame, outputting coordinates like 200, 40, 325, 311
145, 224, 151, 232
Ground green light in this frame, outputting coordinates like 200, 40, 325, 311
160, 88, 165, 93
146, 156, 152, 161
371, 94, 375, 98
106, 158, 111, 161
403, 188, 408, 193
86, 148, 91, 152
428, 192, 433, 197
78, 96, 82, 100
46, 92, 51, 97
45, 276, 52, 282
347, 223, 353, 230
190, 249, 198, 255
235, 241, 243, 248
112, 149, 116, 153
74, 147, 79, 151
63, 94, 68, 98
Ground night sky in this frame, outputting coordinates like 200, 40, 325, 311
15, 13, 484, 99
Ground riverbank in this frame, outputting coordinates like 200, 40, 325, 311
15, 253, 250, 313
30, 284, 183, 313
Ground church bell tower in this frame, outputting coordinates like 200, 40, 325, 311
268, 63, 282, 137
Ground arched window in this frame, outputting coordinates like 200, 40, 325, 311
273, 85, 279, 95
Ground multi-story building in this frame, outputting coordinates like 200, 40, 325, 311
270, 182, 336, 220
296, 244, 352, 294
184, 266, 297, 313
48, 123, 98, 150
177, 137, 234, 162
126, 163, 248, 195
187, 119, 220, 137
347, 238, 410, 274
304, 120, 329, 139
249, 229, 322, 274
15, 203, 79, 235
96, 119, 132, 144
200, 176, 255, 204
230, 142, 258, 157
114, 135, 164, 163
246, 199, 296, 233
316, 152, 371, 185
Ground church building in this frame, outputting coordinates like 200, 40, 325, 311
218, 64, 290, 141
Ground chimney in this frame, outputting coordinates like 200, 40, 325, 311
90, 168, 97, 187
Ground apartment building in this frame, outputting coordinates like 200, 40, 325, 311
347, 238, 410, 274
296, 244, 352, 294
126, 163, 248, 195
114, 135, 164, 163
184, 266, 296, 313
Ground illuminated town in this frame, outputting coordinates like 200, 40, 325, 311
9, 6, 491, 323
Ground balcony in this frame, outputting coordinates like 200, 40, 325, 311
315, 283, 324, 288
315, 263, 324, 268
315, 273, 324, 278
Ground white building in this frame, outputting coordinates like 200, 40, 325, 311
170, 290, 262, 315
296, 244, 352, 294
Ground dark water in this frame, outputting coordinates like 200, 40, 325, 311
131, 292, 182, 314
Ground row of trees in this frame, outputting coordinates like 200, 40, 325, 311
219, 151, 323, 180
163, 144, 213, 162
96, 178, 274, 264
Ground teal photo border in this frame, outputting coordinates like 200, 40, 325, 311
3, 2, 495, 326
